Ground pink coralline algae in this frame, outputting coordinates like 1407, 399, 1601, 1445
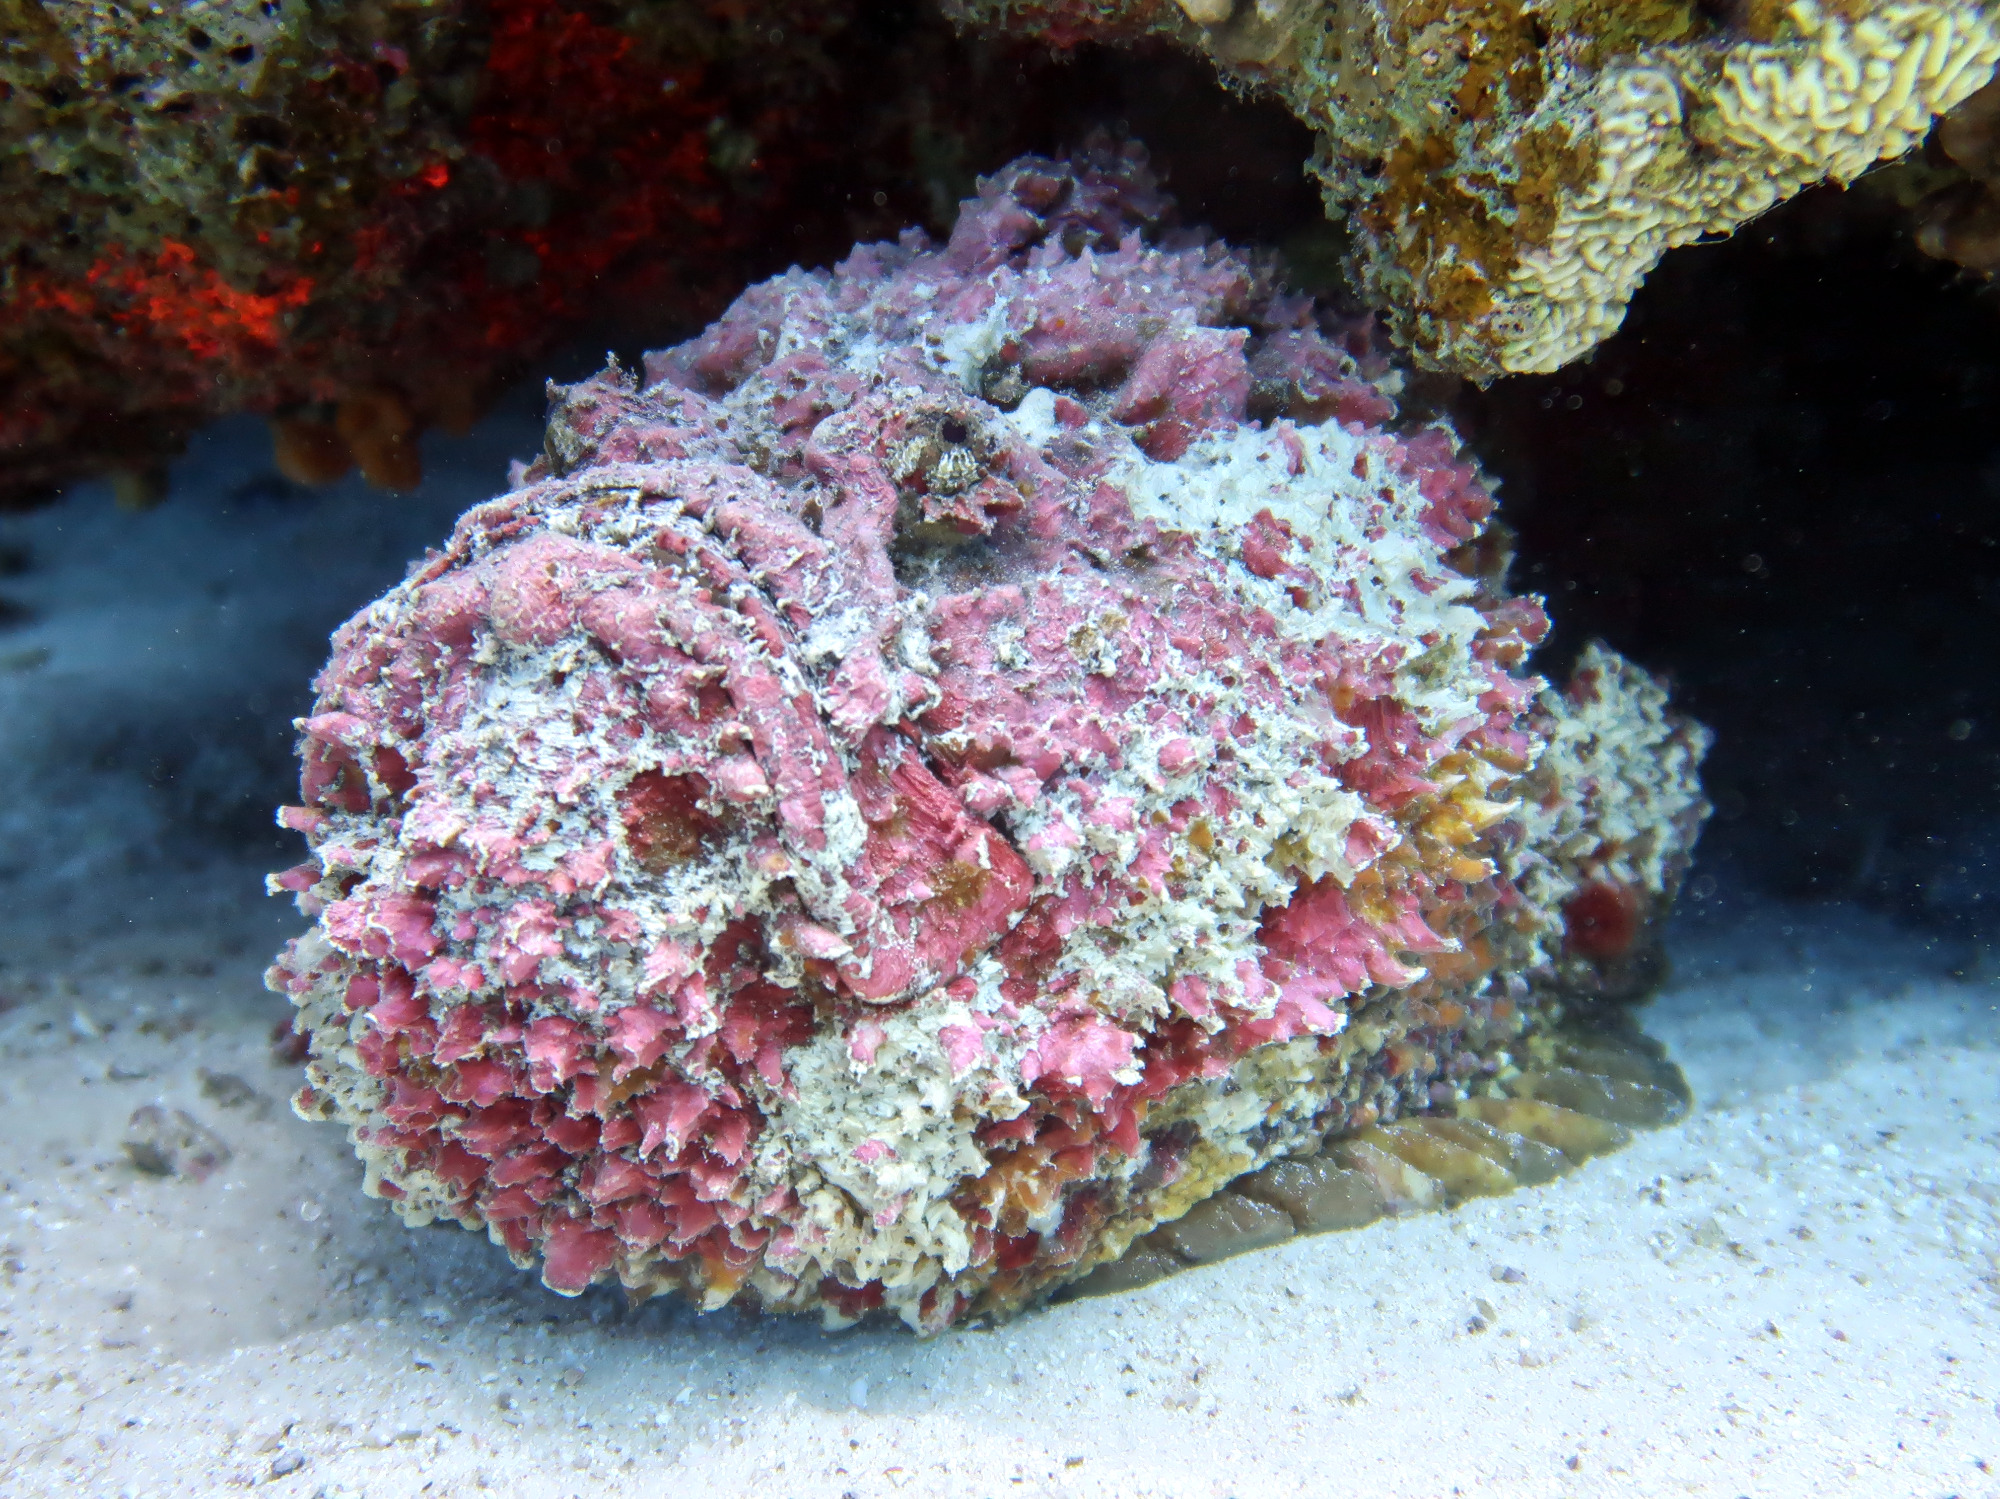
268, 145, 1709, 1330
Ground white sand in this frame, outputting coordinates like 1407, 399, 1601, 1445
4, 419, 1998, 1499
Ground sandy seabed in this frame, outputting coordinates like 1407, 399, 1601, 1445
2, 416, 1997, 1499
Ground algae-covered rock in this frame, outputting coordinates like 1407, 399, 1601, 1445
0, 0, 1057, 504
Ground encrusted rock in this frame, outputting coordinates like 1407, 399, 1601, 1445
0, 0, 1072, 505
268, 146, 1707, 1331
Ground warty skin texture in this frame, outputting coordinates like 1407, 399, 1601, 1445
268, 147, 1707, 1331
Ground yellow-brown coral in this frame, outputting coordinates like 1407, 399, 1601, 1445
948, 0, 2000, 375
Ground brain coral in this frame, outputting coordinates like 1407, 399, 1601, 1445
268, 145, 1709, 1331
946, 0, 2000, 377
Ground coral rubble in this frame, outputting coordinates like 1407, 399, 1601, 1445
268, 146, 1707, 1331
0, 0, 1056, 505
946, 0, 2000, 377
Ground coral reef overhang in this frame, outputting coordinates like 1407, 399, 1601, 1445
943, 0, 2000, 378
267, 146, 1710, 1332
